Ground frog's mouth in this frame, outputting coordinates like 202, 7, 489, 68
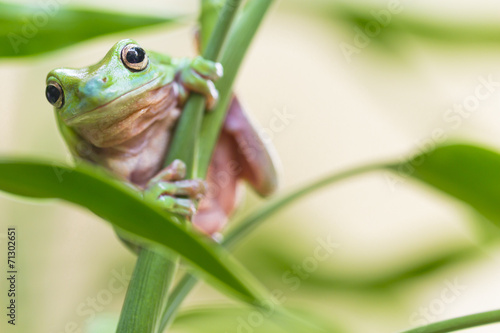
67, 78, 177, 148
64, 76, 163, 125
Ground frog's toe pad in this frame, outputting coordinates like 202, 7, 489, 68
159, 179, 207, 200
191, 56, 223, 80
156, 196, 197, 216
144, 178, 207, 217
176, 57, 223, 110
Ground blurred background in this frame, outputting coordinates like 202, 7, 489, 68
2, 0, 500, 332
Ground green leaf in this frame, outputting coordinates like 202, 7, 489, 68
0, 159, 264, 304
395, 144, 500, 225
305, 2, 500, 47
399, 309, 500, 333
84, 314, 118, 333
239, 239, 478, 292
170, 305, 342, 333
0, 2, 178, 57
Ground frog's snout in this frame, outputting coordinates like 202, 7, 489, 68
78, 75, 111, 98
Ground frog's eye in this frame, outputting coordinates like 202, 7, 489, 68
45, 82, 64, 108
121, 44, 148, 72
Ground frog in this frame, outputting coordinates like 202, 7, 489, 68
45, 39, 279, 236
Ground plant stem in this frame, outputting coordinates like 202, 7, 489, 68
399, 309, 500, 333
116, 249, 176, 333
159, 274, 199, 331
199, 0, 225, 52
116, 1, 244, 332
157, 2, 275, 330
159, 162, 391, 330
224, 162, 391, 246
165, 0, 242, 175
197, 0, 275, 177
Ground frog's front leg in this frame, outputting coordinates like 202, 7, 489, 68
175, 56, 223, 110
144, 160, 207, 216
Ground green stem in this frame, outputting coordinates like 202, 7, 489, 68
116, 249, 176, 333
399, 309, 500, 333
159, 274, 199, 331
197, 0, 275, 177
157, 2, 275, 330
117, 1, 244, 332
225, 162, 391, 246
199, 0, 225, 52
159, 162, 390, 331
165, 0, 242, 175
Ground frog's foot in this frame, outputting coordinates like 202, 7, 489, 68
144, 159, 207, 216
176, 56, 223, 110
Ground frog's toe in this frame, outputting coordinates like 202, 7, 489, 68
204, 82, 219, 110
144, 176, 207, 217
148, 159, 186, 186
155, 179, 207, 200
155, 196, 197, 216
191, 56, 223, 80
176, 56, 222, 110
179, 70, 220, 110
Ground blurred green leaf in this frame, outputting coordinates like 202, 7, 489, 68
84, 314, 118, 333
396, 144, 500, 226
240, 241, 478, 292
0, 2, 179, 57
231, 144, 500, 293
0, 159, 265, 304
288, 1, 500, 53
331, 4, 500, 45
171, 305, 343, 333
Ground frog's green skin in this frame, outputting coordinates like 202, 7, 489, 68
47, 39, 279, 235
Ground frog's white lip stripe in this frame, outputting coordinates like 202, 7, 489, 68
64, 76, 161, 124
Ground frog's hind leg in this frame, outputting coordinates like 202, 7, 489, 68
192, 96, 280, 236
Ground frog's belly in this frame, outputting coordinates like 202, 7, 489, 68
93, 107, 181, 187
74, 83, 181, 186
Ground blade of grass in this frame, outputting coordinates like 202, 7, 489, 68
225, 162, 390, 245
399, 309, 500, 333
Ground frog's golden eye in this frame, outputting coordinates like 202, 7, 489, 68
45, 82, 64, 108
121, 44, 148, 71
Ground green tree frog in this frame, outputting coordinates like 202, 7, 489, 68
45, 39, 278, 236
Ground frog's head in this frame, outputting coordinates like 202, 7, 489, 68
45, 39, 175, 129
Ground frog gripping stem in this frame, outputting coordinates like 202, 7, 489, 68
176, 56, 223, 110
144, 160, 207, 216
